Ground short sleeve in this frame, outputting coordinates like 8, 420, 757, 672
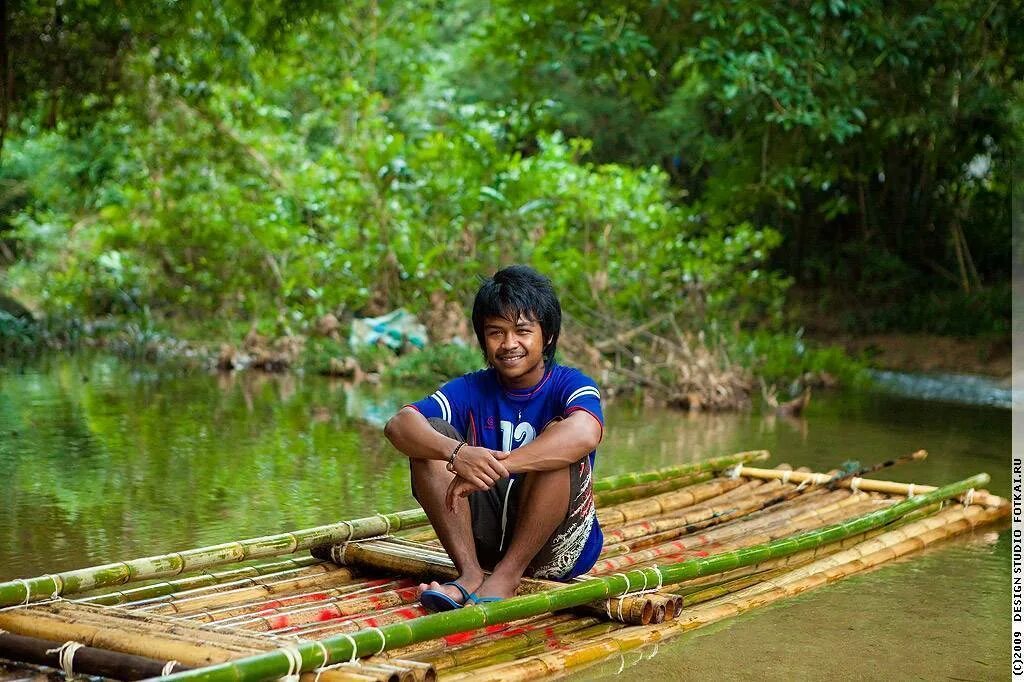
406, 375, 469, 434
560, 369, 604, 434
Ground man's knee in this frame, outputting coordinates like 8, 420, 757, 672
427, 417, 463, 441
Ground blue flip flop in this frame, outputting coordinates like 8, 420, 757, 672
420, 581, 472, 613
467, 593, 504, 605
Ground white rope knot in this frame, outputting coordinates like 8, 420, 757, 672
18, 579, 32, 605
374, 513, 393, 535
161, 660, 179, 676
780, 470, 791, 485
336, 542, 350, 565
963, 488, 976, 507
725, 463, 743, 479
850, 477, 862, 493
280, 645, 304, 682
45, 641, 85, 680
795, 475, 810, 490
906, 483, 916, 498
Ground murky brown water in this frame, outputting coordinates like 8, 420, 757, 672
0, 354, 1010, 679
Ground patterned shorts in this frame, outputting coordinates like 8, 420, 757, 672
417, 418, 597, 580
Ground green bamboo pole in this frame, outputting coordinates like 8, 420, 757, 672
0, 510, 428, 608
591, 451, 768, 494
593, 472, 714, 506
80, 557, 323, 607
155, 473, 988, 682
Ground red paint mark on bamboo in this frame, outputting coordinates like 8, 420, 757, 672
444, 631, 475, 645
268, 615, 290, 629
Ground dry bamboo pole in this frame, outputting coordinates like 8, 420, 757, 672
4, 602, 284, 656
119, 564, 343, 612
138, 567, 368, 616
738, 463, 1004, 507
0, 510, 429, 608
80, 556, 324, 607
385, 659, 437, 682
156, 473, 989, 682
588, 494, 891, 576
0, 631, 193, 680
188, 579, 414, 625
597, 478, 748, 527
219, 584, 422, 632
283, 602, 431, 638
0, 608, 263, 667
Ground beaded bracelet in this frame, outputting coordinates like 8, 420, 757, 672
446, 441, 467, 472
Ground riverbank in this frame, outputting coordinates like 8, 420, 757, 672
822, 332, 1011, 379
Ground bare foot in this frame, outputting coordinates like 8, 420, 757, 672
470, 570, 521, 600
416, 571, 484, 605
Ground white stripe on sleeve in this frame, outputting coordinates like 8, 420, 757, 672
566, 386, 601, 405
430, 392, 450, 422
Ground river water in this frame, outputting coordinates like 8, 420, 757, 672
0, 354, 1011, 680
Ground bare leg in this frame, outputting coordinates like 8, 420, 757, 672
473, 465, 571, 599
409, 458, 485, 602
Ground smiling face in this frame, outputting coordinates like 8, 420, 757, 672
482, 313, 547, 389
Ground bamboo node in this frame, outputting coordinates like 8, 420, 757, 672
44, 640, 85, 680
161, 660, 180, 676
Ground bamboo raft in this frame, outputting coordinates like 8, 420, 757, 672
0, 449, 1008, 682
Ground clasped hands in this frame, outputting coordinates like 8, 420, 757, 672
444, 445, 509, 512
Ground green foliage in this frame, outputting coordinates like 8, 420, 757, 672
836, 284, 1011, 337
736, 331, 869, 388
385, 343, 483, 386
453, 0, 1017, 299
0, 311, 40, 358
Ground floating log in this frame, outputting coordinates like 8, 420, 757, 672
155, 473, 989, 682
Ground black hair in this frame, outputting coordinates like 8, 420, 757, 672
472, 265, 562, 365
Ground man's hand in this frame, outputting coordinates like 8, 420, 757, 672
445, 476, 479, 512
450, 445, 509, 490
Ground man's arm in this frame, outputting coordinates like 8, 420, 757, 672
504, 411, 602, 474
384, 407, 510, 489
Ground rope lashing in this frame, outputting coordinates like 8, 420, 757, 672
367, 626, 387, 655
45, 641, 85, 681
279, 645, 304, 682
725, 463, 744, 479
906, 483, 916, 498
161, 660, 180, 676
373, 513, 393, 535
312, 641, 331, 682
780, 470, 792, 485
850, 477, 862, 493
339, 633, 359, 664
963, 488, 975, 507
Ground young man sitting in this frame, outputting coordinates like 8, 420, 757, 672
384, 265, 604, 610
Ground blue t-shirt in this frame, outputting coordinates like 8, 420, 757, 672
408, 363, 604, 577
